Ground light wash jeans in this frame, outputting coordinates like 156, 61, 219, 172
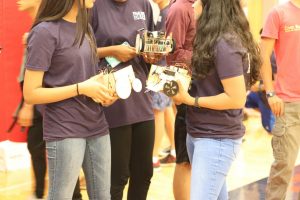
46, 134, 111, 200
186, 134, 242, 200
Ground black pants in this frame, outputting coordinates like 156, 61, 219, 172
27, 107, 82, 199
110, 120, 155, 200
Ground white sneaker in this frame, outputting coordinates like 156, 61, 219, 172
158, 146, 171, 157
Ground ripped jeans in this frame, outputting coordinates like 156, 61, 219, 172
266, 102, 300, 200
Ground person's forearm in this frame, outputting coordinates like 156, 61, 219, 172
97, 46, 118, 59
184, 93, 246, 110
260, 38, 275, 92
22, 102, 34, 109
24, 84, 78, 104
261, 59, 274, 92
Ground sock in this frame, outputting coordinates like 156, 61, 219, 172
171, 149, 176, 157
153, 156, 159, 163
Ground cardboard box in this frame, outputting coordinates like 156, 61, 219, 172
0, 141, 31, 172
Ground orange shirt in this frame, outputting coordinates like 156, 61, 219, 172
262, 1, 300, 102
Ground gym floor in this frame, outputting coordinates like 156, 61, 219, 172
1, 113, 300, 200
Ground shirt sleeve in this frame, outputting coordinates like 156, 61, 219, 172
146, 0, 154, 31
91, 5, 99, 33
261, 8, 280, 40
26, 25, 56, 71
215, 39, 244, 80
165, 5, 192, 65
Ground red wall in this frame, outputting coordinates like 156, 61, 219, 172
0, 0, 32, 142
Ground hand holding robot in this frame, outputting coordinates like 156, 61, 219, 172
146, 63, 191, 97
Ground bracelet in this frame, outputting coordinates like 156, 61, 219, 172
76, 83, 80, 96
194, 96, 200, 108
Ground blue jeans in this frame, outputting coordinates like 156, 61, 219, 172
46, 134, 111, 200
186, 134, 242, 200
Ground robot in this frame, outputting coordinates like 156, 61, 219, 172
135, 29, 175, 64
146, 64, 191, 97
98, 65, 142, 100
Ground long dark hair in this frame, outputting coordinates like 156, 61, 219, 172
192, 0, 261, 86
32, 0, 97, 63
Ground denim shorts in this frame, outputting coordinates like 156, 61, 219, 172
151, 92, 172, 111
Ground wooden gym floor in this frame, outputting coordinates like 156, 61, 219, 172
1, 112, 300, 200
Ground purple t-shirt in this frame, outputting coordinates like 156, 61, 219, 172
92, 0, 154, 128
154, 5, 170, 66
26, 20, 109, 141
155, 5, 169, 31
187, 36, 249, 139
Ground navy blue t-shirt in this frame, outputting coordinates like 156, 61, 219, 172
92, 0, 154, 128
187, 36, 249, 139
26, 20, 109, 141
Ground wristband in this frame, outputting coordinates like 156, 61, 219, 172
266, 91, 276, 98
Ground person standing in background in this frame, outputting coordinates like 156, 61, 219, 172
150, 0, 176, 170
261, 0, 300, 199
165, 0, 195, 199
